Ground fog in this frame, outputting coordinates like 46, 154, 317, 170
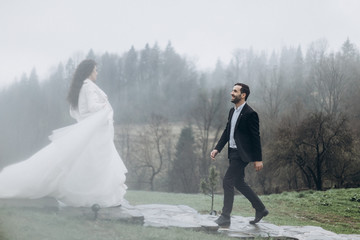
1, 36, 360, 192
1, 0, 360, 88
0, 0, 359, 216
1, 1, 360, 237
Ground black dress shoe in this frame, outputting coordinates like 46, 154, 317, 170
215, 215, 231, 227
249, 208, 269, 224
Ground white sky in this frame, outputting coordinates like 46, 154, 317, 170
1, 0, 359, 88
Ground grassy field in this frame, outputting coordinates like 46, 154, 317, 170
0, 207, 232, 240
126, 188, 360, 234
0, 188, 359, 240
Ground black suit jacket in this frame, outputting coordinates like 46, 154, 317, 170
214, 103, 262, 163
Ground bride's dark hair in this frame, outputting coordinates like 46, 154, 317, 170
67, 59, 96, 108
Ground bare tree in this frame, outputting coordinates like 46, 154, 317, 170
284, 113, 352, 190
259, 66, 288, 120
325, 134, 359, 188
339, 39, 360, 137
190, 88, 228, 178
306, 41, 347, 116
133, 114, 172, 191
262, 109, 305, 193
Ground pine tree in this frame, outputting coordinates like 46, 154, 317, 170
169, 126, 198, 193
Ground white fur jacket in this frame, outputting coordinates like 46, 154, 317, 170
70, 79, 111, 122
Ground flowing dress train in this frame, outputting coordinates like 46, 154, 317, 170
0, 79, 127, 207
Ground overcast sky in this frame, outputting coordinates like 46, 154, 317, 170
1, 0, 359, 88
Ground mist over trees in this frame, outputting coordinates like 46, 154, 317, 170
0, 39, 359, 194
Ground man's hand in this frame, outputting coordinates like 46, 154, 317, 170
210, 149, 219, 160
254, 161, 263, 172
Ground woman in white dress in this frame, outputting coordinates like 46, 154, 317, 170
0, 59, 127, 207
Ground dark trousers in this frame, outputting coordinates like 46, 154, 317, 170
221, 148, 265, 218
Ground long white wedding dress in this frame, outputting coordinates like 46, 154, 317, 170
0, 79, 127, 207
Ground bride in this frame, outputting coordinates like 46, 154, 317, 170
0, 59, 127, 207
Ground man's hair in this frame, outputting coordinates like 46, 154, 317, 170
234, 83, 250, 101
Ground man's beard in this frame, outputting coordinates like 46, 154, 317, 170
231, 96, 241, 104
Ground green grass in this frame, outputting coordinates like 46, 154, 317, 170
0, 188, 359, 240
0, 207, 232, 240
260, 188, 360, 234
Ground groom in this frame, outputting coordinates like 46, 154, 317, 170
210, 83, 268, 227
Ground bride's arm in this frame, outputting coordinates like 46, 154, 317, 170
81, 82, 107, 114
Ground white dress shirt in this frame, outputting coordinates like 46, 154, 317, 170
229, 102, 246, 149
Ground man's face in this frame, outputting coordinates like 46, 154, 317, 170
231, 85, 243, 104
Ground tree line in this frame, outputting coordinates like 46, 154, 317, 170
0, 39, 359, 194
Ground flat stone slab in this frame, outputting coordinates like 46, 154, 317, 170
57, 200, 144, 224
134, 205, 360, 240
135, 204, 218, 231
215, 215, 360, 240
1, 198, 360, 240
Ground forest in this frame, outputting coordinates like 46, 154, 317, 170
0, 39, 359, 195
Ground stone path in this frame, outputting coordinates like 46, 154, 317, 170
130, 203, 360, 240
1, 198, 360, 240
